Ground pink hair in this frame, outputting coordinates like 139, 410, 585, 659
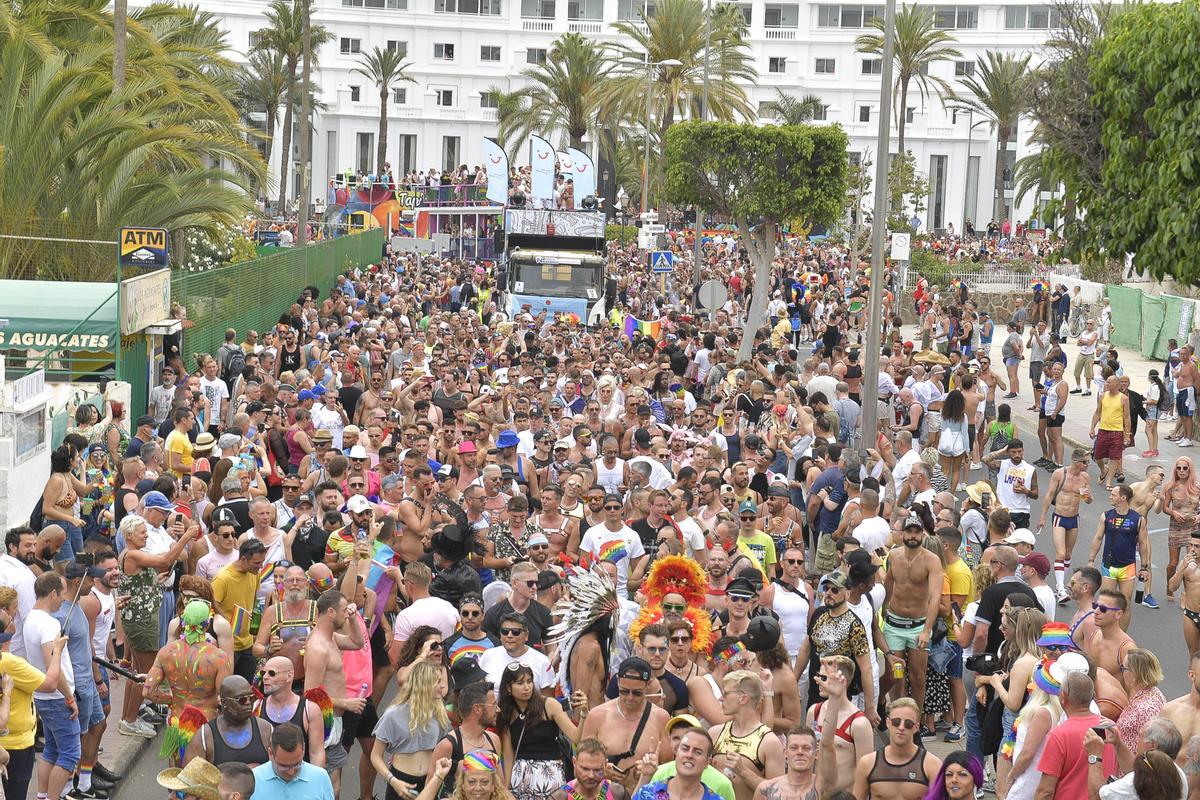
1164, 456, 1200, 497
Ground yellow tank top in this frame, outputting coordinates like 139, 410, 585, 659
1099, 391, 1124, 431
714, 722, 772, 770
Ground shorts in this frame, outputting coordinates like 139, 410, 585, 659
925, 411, 943, 435
1103, 563, 1137, 582
1004, 357, 1020, 368
341, 699, 380, 746
984, 401, 997, 420
1147, 406, 1160, 421
1093, 429, 1125, 460
1029, 361, 1044, 381
75, 683, 105, 732
35, 696, 81, 772
1052, 514, 1079, 531
1178, 388, 1195, 418
945, 641, 964, 679
326, 740, 350, 771
883, 613, 929, 652
1010, 512, 1031, 529
1040, 411, 1065, 428
98, 665, 110, 712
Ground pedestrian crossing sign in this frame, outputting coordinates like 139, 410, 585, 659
651, 251, 674, 273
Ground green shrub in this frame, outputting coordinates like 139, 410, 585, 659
606, 224, 638, 244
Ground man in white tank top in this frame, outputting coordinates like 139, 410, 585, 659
986, 439, 1039, 530
757, 546, 812, 662
79, 550, 121, 788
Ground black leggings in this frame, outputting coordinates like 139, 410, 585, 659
386, 766, 426, 800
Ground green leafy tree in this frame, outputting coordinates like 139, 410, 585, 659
604, 0, 757, 135
767, 90, 827, 125
948, 50, 1032, 223
253, 0, 332, 211
856, 4, 961, 153
239, 49, 287, 164
664, 122, 848, 361
498, 33, 607, 151
353, 46, 415, 175
886, 151, 928, 232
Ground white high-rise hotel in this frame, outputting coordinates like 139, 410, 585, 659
181, 0, 1062, 230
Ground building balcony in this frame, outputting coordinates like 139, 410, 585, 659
926, 126, 955, 137
763, 26, 797, 39
568, 19, 603, 32
438, 108, 468, 120
521, 16, 555, 30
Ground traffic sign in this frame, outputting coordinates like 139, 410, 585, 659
698, 280, 729, 310
651, 251, 674, 273
119, 227, 169, 269
891, 232, 911, 261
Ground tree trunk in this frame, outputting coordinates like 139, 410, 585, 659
993, 125, 1011, 223
570, 129, 584, 150
735, 217, 777, 363
897, 75, 909, 154
264, 107, 277, 164
298, 0, 312, 244
377, 90, 388, 175
277, 61, 297, 213
112, 0, 127, 95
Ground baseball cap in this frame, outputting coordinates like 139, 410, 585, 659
903, 514, 924, 530
738, 500, 758, 515
143, 491, 173, 512
298, 389, 315, 401
436, 464, 460, 481
633, 428, 652, 448
616, 657, 652, 682
1019, 552, 1052, 577
665, 714, 703, 734
1003, 528, 1037, 547
135, 415, 155, 428
526, 532, 550, 547
553, 439, 572, 451
740, 616, 781, 652
346, 495, 372, 514
296, 492, 315, 508
536, 570, 561, 591
820, 570, 850, 591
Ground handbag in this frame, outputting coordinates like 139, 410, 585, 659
937, 426, 966, 456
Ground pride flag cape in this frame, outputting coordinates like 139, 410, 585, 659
622, 315, 662, 341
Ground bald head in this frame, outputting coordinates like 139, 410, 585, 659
264, 656, 294, 675
220, 675, 251, 698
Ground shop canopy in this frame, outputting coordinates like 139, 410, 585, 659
0, 280, 117, 351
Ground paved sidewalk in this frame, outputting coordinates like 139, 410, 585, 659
97, 675, 156, 793
901, 323, 1180, 483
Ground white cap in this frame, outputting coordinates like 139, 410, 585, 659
346, 495, 372, 514
348, 445, 368, 460
1003, 528, 1037, 547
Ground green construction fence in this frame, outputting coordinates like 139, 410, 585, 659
1105, 284, 1197, 360
173, 230, 385, 361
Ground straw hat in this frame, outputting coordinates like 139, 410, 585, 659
157, 758, 222, 800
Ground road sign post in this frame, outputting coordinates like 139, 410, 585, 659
650, 251, 674, 273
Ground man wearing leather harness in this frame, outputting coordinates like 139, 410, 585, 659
852, 697, 942, 800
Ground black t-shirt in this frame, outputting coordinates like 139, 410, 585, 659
339, 385, 363, 422
630, 518, 662, 554
432, 389, 467, 424
974, 580, 1039, 654
606, 670, 690, 713
482, 598, 554, 649
290, 518, 332, 570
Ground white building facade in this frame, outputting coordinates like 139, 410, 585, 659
170, 0, 1064, 231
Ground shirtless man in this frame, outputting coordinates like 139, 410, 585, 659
1168, 534, 1200, 656
960, 375, 984, 462
974, 356, 1007, 463
851, 697, 942, 800
705, 547, 732, 614
1038, 448, 1095, 604
753, 726, 823, 800
805, 656, 872, 797
353, 370, 385, 427
1066, 566, 1101, 651
1163, 651, 1200, 786
532, 484, 580, 559
1086, 588, 1135, 719
303, 588, 366, 797
579, 657, 670, 794
392, 465, 450, 563
1175, 345, 1199, 447
882, 516, 944, 711
709, 670, 785, 800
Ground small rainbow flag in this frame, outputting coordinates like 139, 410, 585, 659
598, 539, 628, 563
452, 643, 489, 664
231, 605, 250, 637
258, 561, 277, 585
623, 315, 662, 341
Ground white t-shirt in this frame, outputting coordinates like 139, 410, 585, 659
198, 375, 230, 421
997, 459, 1036, 514
0, 555, 35, 659
393, 596, 461, 642
196, 549, 238, 583
580, 524, 645, 595
852, 516, 892, 554
1099, 765, 1187, 800
892, 449, 921, 489
1031, 583, 1057, 620
677, 517, 708, 558
478, 645, 555, 691
627, 456, 674, 490
25, 607, 73, 700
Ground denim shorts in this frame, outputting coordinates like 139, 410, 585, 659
75, 683, 105, 732
35, 696, 81, 771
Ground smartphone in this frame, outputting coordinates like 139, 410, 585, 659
951, 601, 962, 620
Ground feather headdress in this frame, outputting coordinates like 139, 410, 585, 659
641, 555, 707, 607
548, 567, 621, 697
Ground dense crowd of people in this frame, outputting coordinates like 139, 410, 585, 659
2, 213, 1196, 800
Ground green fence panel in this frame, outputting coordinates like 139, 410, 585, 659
1146, 295, 1185, 360
119, 337, 149, 417
173, 231, 384, 363
1106, 284, 1143, 350
1140, 295, 1166, 360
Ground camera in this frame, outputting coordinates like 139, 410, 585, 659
965, 652, 1002, 676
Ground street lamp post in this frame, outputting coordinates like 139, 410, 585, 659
860, 0, 896, 454
641, 57, 683, 213
692, 0, 711, 294
961, 111, 987, 234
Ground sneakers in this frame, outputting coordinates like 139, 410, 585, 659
93, 764, 122, 783
1070, 388, 1082, 394
1143, 594, 1161, 609
944, 723, 964, 742
1057, 590, 1071, 606
1181, 439, 1194, 448
139, 706, 165, 725
66, 788, 109, 800
970, 461, 982, 470
956, 482, 967, 492
118, 718, 156, 739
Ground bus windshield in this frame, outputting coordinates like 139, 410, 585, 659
509, 253, 604, 299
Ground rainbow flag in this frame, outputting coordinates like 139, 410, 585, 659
258, 561, 276, 586
623, 315, 662, 341
598, 539, 628, 563
451, 642, 489, 664
231, 605, 250, 638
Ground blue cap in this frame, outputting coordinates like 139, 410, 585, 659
311, 384, 326, 396
143, 491, 173, 511
298, 389, 315, 401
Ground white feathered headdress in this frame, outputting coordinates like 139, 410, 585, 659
547, 567, 621, 697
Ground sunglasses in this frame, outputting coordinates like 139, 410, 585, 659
604, 504, 623, 511
784, 558, 804, 565
523, 580, 539, 588
228, 694, 256, 705
815, 672, 829, 682
349, 483, 366, 489
728, 593, 753, 602
264, 668, 292, 678
500, 628, 526, 636
888, 717, 918, 730
662, 602, 686, 614
216, 532, 236, 539
528, 544, 549, 551
670, 635, 692, 643
1092, 602, 1121, 613
461, 609, 482, 618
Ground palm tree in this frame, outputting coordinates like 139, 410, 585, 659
253, 0, 331, 212
239, 49, 287, 165
604, 0, 757, 135
497, 32, 607, 151
353, 46, 415, 175
768, 90, 826, 125
856, 4, 961, 153
948, 50, 1032, 222
483, 86, 525, 156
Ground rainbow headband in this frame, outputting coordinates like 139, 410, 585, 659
1032, 658, 1061, 696
714, 641, 746, 665
462, 751, 499, 772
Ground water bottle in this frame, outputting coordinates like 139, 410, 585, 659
892, 658, 906, 681
1134, 574, 1146, 605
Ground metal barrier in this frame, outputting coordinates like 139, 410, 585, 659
173, 229, 385, 359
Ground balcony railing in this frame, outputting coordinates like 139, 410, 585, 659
764, 26, 797, 38
521, 16, 555, 30
568, 19, 603, 32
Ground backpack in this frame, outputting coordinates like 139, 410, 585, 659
989, 421, 1013, 453
219, 344, 245, 390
